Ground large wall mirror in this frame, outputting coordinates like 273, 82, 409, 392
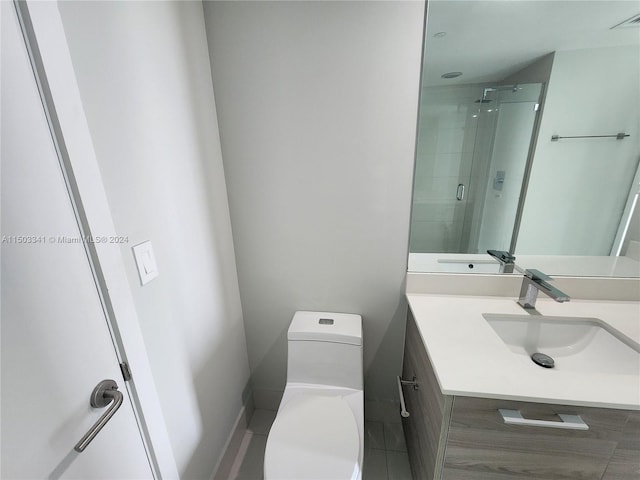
409, 0, 640, 277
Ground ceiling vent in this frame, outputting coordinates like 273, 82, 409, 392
611, 13, 640, 29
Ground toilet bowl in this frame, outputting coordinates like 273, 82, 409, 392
264, 311, 363, 480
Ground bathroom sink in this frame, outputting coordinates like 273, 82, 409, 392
483, 314, 640, 375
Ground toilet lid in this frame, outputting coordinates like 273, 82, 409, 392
264, 393, 360, 480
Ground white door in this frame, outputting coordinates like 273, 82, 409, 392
1, 3, 153, 478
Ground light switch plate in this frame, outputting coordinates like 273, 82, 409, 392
132, 241, 159, 285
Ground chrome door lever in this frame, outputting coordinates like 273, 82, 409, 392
74, 379, 123, 452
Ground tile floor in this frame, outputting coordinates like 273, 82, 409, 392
225, 409, 413, 479
363, 420, 412, 480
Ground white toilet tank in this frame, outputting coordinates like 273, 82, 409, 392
287, 311, 363, 390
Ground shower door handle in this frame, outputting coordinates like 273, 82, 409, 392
456, 184, 465, 201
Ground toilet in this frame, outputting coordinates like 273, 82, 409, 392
264, 311, 364, 480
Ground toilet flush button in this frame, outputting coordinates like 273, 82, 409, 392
319, 318, 334, 325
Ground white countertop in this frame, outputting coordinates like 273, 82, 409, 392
406, 294, 640, 410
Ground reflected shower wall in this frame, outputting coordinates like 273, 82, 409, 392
410, 83, 542, 254
410, 84, 485, 253
467, 84, 543, 253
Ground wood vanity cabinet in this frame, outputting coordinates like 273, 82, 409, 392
401, 310, 640, 480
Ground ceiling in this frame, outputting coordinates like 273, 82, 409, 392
423, 0, 640, 86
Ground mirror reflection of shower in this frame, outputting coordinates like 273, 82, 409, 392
410, 82, 542, 254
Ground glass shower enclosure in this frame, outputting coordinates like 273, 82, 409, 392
409, 82, 543, 254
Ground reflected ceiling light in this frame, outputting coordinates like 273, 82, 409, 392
441, 72, 462, 79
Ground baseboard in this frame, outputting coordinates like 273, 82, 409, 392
211, 403, 251, 480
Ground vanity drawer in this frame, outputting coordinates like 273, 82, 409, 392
442, 397, 629, 480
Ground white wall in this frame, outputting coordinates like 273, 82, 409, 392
517, 45, 640, 255
203, 1, 424, 406
57, 2, 250, 478
502, 52, 554, 85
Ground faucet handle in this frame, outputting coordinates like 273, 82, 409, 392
524, 269, 552, 282
487, 250, 516, 263
520, 268, 570, 309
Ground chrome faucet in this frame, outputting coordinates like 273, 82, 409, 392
518, 269, 570, 310
487, 249, 516, 273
